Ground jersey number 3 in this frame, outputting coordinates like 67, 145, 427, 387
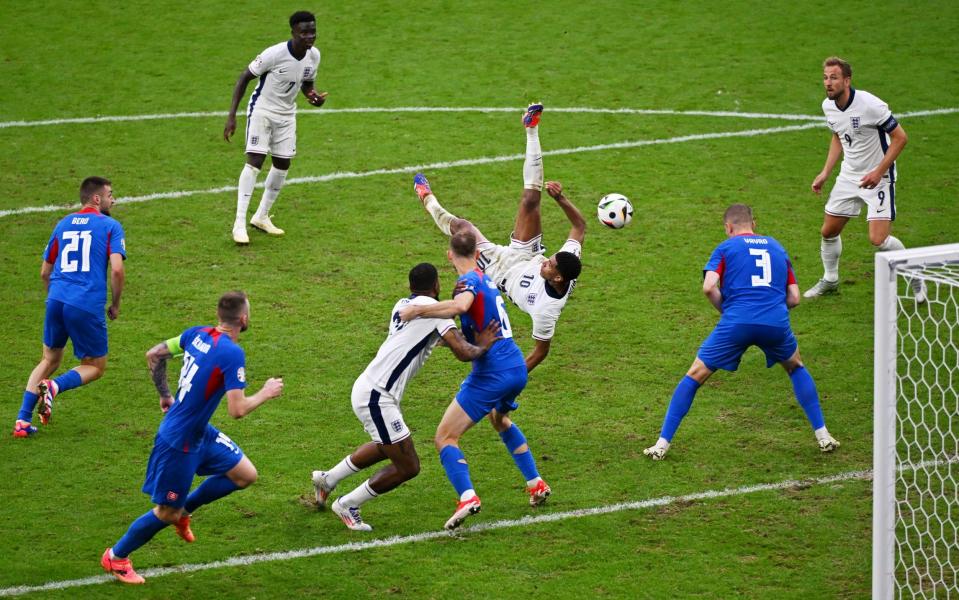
749, 248, 772, 287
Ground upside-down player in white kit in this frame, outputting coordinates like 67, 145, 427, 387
805, 56, 925, 302
223, 11, 328, 246
412, 104, 586, 372
310, 263, 500, 531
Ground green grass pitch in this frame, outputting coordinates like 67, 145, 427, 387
0, 1, 957, 597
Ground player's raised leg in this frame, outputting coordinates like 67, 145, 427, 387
868, 218, 926, 302
644, 358, 713, 460
511, 103, 545, 244
780, 351, 840, 452
435, 400, 482, 530
413, 174, 491, 243
488, 410, 550, 506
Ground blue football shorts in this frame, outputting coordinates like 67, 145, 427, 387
43, 299, 108, 359
697, 321, 798, 372
455, 365, 528, 422
142, 425, 244, 508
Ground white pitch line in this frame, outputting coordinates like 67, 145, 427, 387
0, 106, 828, 129
0, 467, 874, 597
0, 122, 822, 220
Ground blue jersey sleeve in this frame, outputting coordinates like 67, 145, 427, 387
455, 271, 481, 298
179, 326, 203, 352
109, 219, 127, 259
221, 345, 247, 392
43, 229, 59, 263
703, 243, 725, 276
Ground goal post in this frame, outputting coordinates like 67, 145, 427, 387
873, 243, 959, 599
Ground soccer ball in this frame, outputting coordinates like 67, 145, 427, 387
597, 194, 633, 229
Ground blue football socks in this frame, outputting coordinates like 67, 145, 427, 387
660, 375, 701, 442
499, 424, 540, 481
53, 370, 83, 395
790, 366, 826, 430
439, 445, 474, 496
17, 391, 38, 422
184, 475, 241, 513
112, 510, 168, 558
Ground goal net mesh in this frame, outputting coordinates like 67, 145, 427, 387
893, 261, 959, 598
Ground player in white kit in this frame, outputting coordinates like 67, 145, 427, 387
412, 104, 586, 372
223, 11, 328, 245
310, 263, 500, 531
805, 56, 924, 301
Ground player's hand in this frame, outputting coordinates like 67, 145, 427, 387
474, 319, 503, 350
108, 304, 120, 320
398, 306, 419, 322
811, 172, 829, 194
859, 168, 883, 189
159, 395, 174, 413
224, 115, 237, 141
262, 377, 284, 399
306, 90, 328, 107
452, 281, 468, 297
545, 181, 564, 199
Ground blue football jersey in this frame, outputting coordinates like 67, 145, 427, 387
456, 269, 525, 373
158, 326, 247, 453
43, 207, 126, 316
703, 234, 797, 328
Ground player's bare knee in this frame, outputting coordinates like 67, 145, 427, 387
400, 456, 421, 480
153, 505, 182, 524
869, 231, 889, 246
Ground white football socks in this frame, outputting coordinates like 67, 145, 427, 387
235, 164, 260, 227
523, 126, 544, 191
820, 235, 842, 282
339, 480, 378, 508
814, 427, 831, 442
326, 455, 360, 488
423, 194, 455, 236
254, 167, 288, 220
459, 489, 477, 502
877, 235, 905, 252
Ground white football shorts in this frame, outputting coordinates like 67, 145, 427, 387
478, 233, 546, 281
825, 175, 896, 221
245, 110, 297, 159
351, 376, 410, 445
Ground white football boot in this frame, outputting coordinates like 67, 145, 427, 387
332, 499, 372, 532
250, 214, 284, 236
803, 278, 839, 298
818, 435, 841, 453
643, 440, 670, 461
232, 224, 250, 245
311, 470, 334, 510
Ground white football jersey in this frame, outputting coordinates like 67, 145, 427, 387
822, 88, 900, 181
359, 295, 456, 400
246, 41, 321, 117
485, 239, 582, 341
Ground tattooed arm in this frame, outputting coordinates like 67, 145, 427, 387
146, 337, 182, 413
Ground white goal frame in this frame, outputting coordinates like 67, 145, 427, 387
873, 243, 959, 599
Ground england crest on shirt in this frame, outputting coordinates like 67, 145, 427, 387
851, 116, 860, 129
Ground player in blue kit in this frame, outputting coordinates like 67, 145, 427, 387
400, 231, 551, 531
14, 177, 126, 438
101, 291, 283, 585
643, 204, 840, 460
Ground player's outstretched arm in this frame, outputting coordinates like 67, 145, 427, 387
224, 68, 257, 141
398, 292, 474, 322
525, 338, 551, 373
108, 253, 124, 320
301, 81, 328, 107
146, 338, 180, 413
860, 125, 907, 189
442, 320, 502, 361
703, 271, 723, 314
226, 377, 283, 419
546, 181, 586, 244
812, 133, 843, 194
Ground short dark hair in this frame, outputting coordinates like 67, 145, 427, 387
289, 10, 315, 28
409, 263, 438, 292
554, 251, 582, 282
823, 56, 852, 78
450, 231, 477, 258
723, 204, 754, 227
218, 290, 249, 325
79, 176, 111, 203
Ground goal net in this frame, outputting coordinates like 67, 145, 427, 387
874, 243, 959, 599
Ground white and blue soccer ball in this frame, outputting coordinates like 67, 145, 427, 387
597, 193, 633, 229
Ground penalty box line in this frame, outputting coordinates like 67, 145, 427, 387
0, 467, 876, 596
